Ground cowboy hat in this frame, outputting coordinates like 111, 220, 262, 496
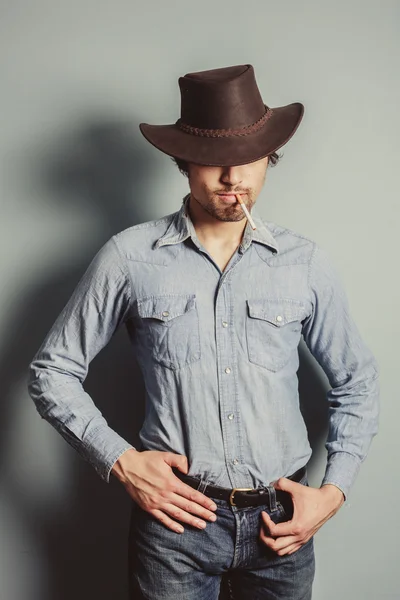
139, 64, 304, 167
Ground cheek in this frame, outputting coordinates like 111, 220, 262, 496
189, 180, 206, 197
190, 176, 213, 192
253, 172, 267, 193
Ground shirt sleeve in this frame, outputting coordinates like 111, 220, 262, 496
27, 235, 136, 483
301, 243, 380, 500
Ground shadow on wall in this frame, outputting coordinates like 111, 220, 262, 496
0, 120, 150, 600
0, 120, 329, 600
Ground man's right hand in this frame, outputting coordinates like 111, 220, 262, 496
111, 449, 218, 533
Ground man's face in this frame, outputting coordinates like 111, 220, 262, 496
188, 156, 268, 222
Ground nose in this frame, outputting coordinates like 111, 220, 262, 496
220, 166, 244, 187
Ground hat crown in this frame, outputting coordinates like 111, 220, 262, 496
178, 64, 265, 130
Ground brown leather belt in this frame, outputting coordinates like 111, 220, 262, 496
172, 465, 306, 508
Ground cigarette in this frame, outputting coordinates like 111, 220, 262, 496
235, 194, 257, 230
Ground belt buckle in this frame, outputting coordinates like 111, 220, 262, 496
229, 487, 254, 506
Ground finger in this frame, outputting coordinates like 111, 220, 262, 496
162, 502, 210, 530
259, 527, 298, 551
150, 508, 185, 533
170, 493, 218, 522
164, 452, 189, 474
287, 544, 303, 555
261, 510, 296, 537
269, 535, 299, 552
274, 542, 302, 556
171, 479, 218, 512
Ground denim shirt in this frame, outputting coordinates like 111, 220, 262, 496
27, 193, 380, 499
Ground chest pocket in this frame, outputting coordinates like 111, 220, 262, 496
136, 294, 201, 370
245, 298, 306, 372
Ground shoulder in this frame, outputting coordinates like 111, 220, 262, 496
260, 217, 318, 262
111, 210, 178, 258
266, 219, 316, 246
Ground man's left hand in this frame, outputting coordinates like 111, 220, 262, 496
260, 479, 345, 556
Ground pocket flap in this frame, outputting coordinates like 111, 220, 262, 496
137, 294, 196, 322
246, 298, 305, 326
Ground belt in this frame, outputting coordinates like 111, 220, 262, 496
172, 465, 306, 508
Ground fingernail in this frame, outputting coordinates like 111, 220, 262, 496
176, 525, 184, 533
210, 503, 217, 511
209, 514, 217, 522
197, 521, 207, 529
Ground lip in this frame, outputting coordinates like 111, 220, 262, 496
217, 194, 238, 204
217, 192, 245, 203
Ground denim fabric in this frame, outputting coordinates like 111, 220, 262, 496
128, 472, 315, 600
27, 193, 380, 498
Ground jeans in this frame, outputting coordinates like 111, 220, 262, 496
127, 472, 315, 599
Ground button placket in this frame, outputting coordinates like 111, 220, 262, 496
214, 255, 249, 489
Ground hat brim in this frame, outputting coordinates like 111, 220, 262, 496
139, 102, 304, 167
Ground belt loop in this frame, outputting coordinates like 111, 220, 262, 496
267, 484, 277, 511
196, 478, 209, 494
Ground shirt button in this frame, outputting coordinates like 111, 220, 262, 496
222, 321, 228, 328
232, 458, 239, 465
228, 413, 234, 420
162, 311, 169, 317
276, 315, 283, 322
225, 367, 232, 374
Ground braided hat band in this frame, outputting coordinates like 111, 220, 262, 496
175, 105, 273, 138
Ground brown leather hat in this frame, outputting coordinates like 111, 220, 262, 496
139, 64, 304, 167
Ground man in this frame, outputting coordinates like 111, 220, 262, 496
28, 64, 380, 599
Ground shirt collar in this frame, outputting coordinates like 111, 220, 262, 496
155, 193, 279, 254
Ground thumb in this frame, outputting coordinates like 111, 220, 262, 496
273, 477, 296, 493
164, 452, 189, 474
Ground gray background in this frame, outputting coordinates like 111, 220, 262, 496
0, 1, 398, 599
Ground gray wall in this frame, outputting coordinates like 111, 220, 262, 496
1, 1, 398, 599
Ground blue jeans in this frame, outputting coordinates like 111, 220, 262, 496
128, 473, 315, 599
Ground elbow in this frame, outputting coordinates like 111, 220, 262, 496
341, 353, 380, 392
27, 359, 46, 407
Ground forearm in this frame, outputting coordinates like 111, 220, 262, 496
302, 243, 381, 500
110, 447, 140, 484
321, 361, 380, 499
320, 483, 345, 506
28, 364, 135, 483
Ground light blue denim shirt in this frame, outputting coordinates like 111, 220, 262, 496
27, 193, 380, 499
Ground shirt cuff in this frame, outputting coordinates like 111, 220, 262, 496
321, 451, 362, 501
84, 426, 136, 483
